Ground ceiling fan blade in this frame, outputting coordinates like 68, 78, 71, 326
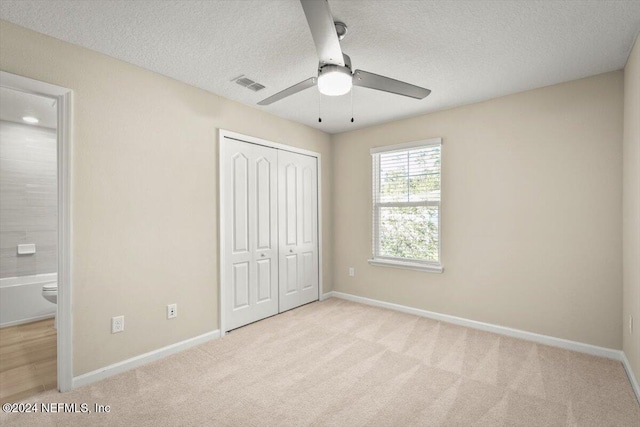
257, 77, 317, 105
300, 0, 344, 66
352, 70, 431, 99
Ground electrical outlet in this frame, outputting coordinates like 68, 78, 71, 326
630, 315, 634, 335
348, 267, 355, 277
111, 315, 124, 333
167, 304, 177, 319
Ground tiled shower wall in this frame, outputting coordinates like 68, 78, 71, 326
0, 120, 57, 278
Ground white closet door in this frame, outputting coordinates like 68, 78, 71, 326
221, 139, 278, 331
278, 150, 319, 312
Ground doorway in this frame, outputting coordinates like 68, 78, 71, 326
0, 71, 72, 396
219, 130, 322, 334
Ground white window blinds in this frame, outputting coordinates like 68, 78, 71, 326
371, 138, 442, 270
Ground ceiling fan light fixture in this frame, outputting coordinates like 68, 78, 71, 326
317, 65, 352, 96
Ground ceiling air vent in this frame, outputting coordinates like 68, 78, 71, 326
236, 77, 254, 87
247, 83, 265, 92
231, 75, 266, 92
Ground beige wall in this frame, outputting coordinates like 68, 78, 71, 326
332, 71, 624, 349
623, 35, 640, 385
0, 21, 333, 375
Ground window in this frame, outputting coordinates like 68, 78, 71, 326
369, 138, 442, 273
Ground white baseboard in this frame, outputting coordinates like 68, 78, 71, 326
328, 291, 622, 360
320, 291, 335, 301
621, 352, 640, 404
72, 330, 220, 389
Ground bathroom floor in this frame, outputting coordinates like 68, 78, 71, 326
0, 318, 56, 403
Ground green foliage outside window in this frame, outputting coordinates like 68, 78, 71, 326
376, 146, 440, 262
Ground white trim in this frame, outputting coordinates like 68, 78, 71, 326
72, 330, 220, 389
218, 133, 225, 337
0, 72, 73, 392
218, 129, 323, 336
328, 291, 622, 360
370, 137, 442, 154
221, 129, 320, 158
621, 352, 640, 404
317, 156, 324, 301
0, 72, 70, 97
368, 258, 443, 273
320, 291, 335, 301
57, 88, 73, 392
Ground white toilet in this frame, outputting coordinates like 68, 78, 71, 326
42, 282, 58, 328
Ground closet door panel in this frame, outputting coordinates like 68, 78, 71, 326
233, 262, 250, 309
285, 254, 298, 294
302, 166, 314, 245
301, 251, 314, 290
278, 150, 319, 312
222, 139, 279, 331
256, 259, 272, 303
256, 158, 273, 251
284, 163, 298, 246
232, 154, 249, 253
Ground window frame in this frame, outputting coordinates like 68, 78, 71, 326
368, 138, 443, 273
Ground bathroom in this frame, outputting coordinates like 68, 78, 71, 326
0, 86, 58, 402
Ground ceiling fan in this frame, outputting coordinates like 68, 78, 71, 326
257, 0, 431, 106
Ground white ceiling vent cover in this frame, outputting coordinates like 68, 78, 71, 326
247, 83, 265, 92
236, 77, 254, 87
232, 75, 266, 92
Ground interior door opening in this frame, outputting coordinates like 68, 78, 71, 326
0, 71, 73, 394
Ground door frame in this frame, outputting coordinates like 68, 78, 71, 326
0, 71, 74, 392
218, 129, 323, 335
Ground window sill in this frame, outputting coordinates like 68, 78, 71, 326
367, 258, 444, 273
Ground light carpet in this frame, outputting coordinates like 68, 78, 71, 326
1, 297, 639, 426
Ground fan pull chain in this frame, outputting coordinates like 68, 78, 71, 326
350, 88, 354, 123
318, 93, 322, 123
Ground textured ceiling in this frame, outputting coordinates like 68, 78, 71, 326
1, 0, 639, 134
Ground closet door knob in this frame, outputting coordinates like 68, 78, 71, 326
261, 253, 265, 258
289, 249, 293, 253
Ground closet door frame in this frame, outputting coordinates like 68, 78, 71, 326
218, 129, 323, 336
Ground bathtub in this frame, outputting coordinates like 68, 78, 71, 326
0, 273, 57, 328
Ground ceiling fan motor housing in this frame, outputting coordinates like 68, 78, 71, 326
319, 53, 351, 71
